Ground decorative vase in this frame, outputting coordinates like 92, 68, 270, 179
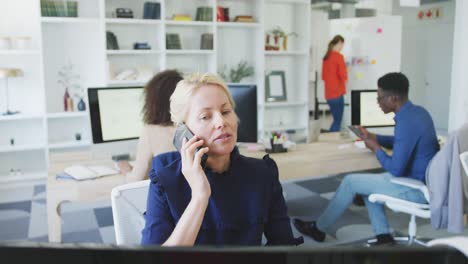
77, 97, 86, 111
282, 36, 288, 51
63, 88, 70, 111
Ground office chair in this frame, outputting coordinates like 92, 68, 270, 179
111, 180, 150, 245
367, 177, 431, 246
460, 151, 468, 176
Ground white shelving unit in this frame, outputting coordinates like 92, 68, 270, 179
105, 18, 161, 25
0, 0, 310, 184
106, 50, 162, 55
41, 17, 101, 24
46, 112, 88, 119
0, 144, 46, 153
48, 141, 92, 150
0, 50, 41, 55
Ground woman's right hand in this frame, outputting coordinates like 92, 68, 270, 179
180, 136, 211, 199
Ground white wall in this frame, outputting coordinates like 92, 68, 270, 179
393, 1, 455, 133
309, 9, 329, 110
448, 0, 468, 131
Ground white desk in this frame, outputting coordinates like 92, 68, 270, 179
47, 133, 380, 242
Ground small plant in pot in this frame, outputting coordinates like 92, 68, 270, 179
269, 26, 299, 51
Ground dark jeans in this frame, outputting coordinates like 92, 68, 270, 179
327, 95, 344, 132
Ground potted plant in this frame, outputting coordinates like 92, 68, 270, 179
218, 60, 254, 83
270, 26, 299, 51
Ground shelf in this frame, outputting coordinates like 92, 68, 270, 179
226, 82, 257, 86
41, 17, 100, 24
267, 0, 309, 4
0, 171, 47, 184
105, 18, 161, 25
165, 21, 213, 27
0, 50, 40, 55
107, 80, 147, 86
0, 144, 45, 153
47, 112, 88, 119
264, 124, 307, 132
48, 141, 91, 150
166, 49, 214, 55
262, 101, 307, 108
217, 22, 260, 28
0, 114, 43, 121
106, 50, 162, 55
265, 51, 307, 56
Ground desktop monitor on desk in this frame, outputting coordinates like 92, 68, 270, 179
228, 84, 257, 143
351, 90, 395, 128
88, 87, 144, 144
88, 84, 257, 144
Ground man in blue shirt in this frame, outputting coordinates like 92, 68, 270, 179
294, 72, 439, 245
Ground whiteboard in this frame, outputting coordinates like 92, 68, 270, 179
317, 16, 402, 104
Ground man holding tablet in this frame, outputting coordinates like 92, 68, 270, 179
294, 72, 439, 246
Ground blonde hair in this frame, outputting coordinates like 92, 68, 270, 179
170, 73, 236, 124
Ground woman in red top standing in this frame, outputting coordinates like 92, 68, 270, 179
322, 35, 347, 132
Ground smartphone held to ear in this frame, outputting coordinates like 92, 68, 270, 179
173, 124, 208, 166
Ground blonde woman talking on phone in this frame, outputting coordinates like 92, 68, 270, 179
141, 73, 303, 246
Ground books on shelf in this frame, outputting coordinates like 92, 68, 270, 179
172, 14, 192, 21
106, 31, 119, 50
217, 6, 230, 22
166, 34, 182, 49
234, 16, 254, 23
196, 7, 213, 22
41, 0, 78, 17
200, 33, 213, 50
143, 2, 161, 20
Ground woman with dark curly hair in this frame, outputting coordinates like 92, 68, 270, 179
117, 70, 183, 182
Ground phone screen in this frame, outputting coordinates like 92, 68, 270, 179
173, 124, 208, 166
348, 125, 364, 139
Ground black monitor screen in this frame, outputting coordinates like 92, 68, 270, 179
88, 87, 144, 144
228, 84, 257, 143
351, 90, 395, 128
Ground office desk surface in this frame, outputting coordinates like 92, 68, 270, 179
240, 133, 380, 182
47, 133, 380, 242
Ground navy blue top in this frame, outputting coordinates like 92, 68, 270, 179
376, 101, 439, 183
141, 147, 303, 246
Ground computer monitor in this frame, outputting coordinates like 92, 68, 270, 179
351, 90, 395, 128
88, 87, 144, 144
1, 243, 466, 264
228, 84, 257, 143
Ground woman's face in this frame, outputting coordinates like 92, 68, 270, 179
185, 84, 238, 157
335, 41, 344, 52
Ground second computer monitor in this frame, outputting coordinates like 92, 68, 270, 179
88, 86, 144, 144
351, 90, 395, 127
228, 84, 258, 143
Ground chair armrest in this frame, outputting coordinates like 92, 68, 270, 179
390, 177, 424, 189
369, 194, 429, 209
428, 236, 468, 258
391, 177, 430, 202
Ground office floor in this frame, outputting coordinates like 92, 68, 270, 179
1, 170, 467, 245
